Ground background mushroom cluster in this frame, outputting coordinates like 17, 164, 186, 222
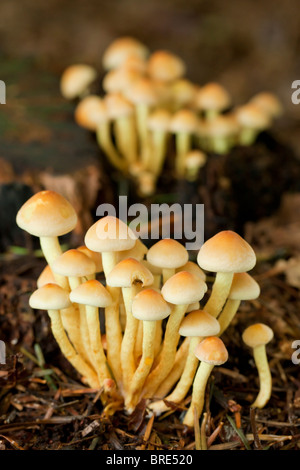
16, 189, 274, 428
60, 36, 283, 197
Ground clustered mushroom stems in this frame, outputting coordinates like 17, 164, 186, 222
61, 37, 283, 196
17, 190, 274, 429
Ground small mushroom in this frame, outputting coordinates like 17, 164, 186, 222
234, 103, 271, 146
150, 309, 220, 415
183, 336, 228, 427
29, 283, 99, 388
106, 258, 153, 393
242, 323, 274, 408
70, 280, 113, 389
126, 288, 171, 412
142, 271, 207, 398
195, 82, 231, 121
147, 238, 189, 284
147, 50, 186, 83
16, 190, 77, 289
102, 37, 149, 71
197, 230, 256, 318
60, 64, 97, 100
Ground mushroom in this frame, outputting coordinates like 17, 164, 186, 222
147, 238, 189, 284
183, 336, 228, 427
249, 92, 283, 120
77, 245, 103, 280
105, 92, 138, 164
234, 103, 271, 146
102, 37, 149, 71
197, 231, 256, 318
37, 265, 57, 288
142, 271, 207, 398
195, 82, 231, 121
126, 288, 171, 412
147, 108, 172, 175
29, 283, 99, 388
74, 95, 127, 172
52, 249, 97, 366
85, 216, 136, 387
184, 150, 207, 182
176, 261, 206, 281
205, 114, 239, 155
106, 258, 154, 393
16, 190, 77, 290
147, 50, 186, 83
169, 109, 199, 177
170, 79, 197, 111
150, 309, 220, 415
242, 323, 274, 408
70, 280, 113, 389
60, 64, 97, 100
218, 272, 260, 335
125, 78, 159, 167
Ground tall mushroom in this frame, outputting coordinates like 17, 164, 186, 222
106, 258, 153, 393
183, 336, 228, 427
142, 271, 207, 398
126, 288, 171, 412
85, 216, 136, 388
29, 283, 99, 388
242, 323, 274, 408
197, 231, 256, 318
16, 190, 77, 289
150, 309, 220, 415
70, 280, 113, 389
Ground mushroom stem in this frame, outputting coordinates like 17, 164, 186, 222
86, 304, 112, 387
175, 132, 192, 177
102, 252, 123, 388
151, 337, 190, 401
150, 336, 200, 414
115, 116, 137, 164
136, 103, 151, 166
142, 304, 188, 397
183, 361, 214, 427
121, 284, 142, 391
217, 299, 240, 335
162, 267, 175, 284
40, 237, 68, 289
251, 345, 272, 408
47, 309, 99, 388
125, 320, 157, 412
150, 130, 168, 175
96, 122, 127, 172
204, 272, 234, 318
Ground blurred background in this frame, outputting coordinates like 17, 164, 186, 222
0, 0, 300, 249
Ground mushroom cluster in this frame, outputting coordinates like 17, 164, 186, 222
60, 36, 283, 196
17, 190, 274, 426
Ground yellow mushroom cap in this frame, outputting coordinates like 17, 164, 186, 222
176, 261, 206, 281
179, 309, 220, 337
118, 239, 148, 262
170, 79, 197, 108
242, 323, 274, 349
184, 151, 207, 170
147, 108, 172, 132
125, 77, 159, 106
206, 114, 240, 138
106, 257, 154, 288
16, 190, 77, 238
105, 92, 134, 119
161, 271, 207, 305
197, 231, 256, 273
132, 288, 171, 321
141, 259, 163, 276
102, 67, 141, 94
77, 246, 103, 273
60, 64, 97, 100
147, 239, 188, 270
196, 82, 231, 112
37, 265, 57, 288
169, 109, 199, 133
194, 336, 228, 365
70, 279, 112, 308
234, 103, 271, 130
85, 216, 136, 253
29, 283, 71, 310
249, 92, 283, 119
102, 37, 149, 71
229, 272, 260, 300
75, 95, 108, 131
52, 249, 96, 278
147, 50, 186, 82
